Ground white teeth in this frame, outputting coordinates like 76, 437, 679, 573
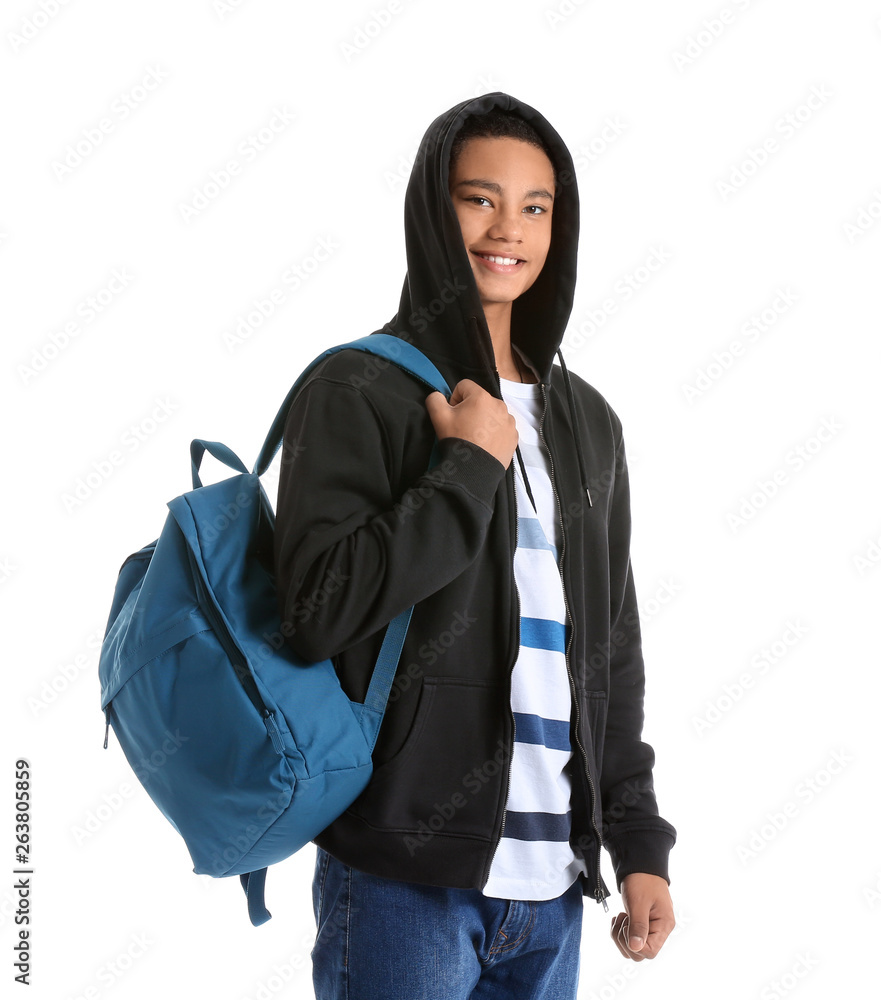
478, 254, 521, 265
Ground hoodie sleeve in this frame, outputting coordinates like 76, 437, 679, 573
273, 374, 509, 664
599, 433, 677, 888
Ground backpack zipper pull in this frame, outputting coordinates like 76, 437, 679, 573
263, 709, 286, 754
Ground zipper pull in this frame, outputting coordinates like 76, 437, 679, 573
597, 890, 609, 912
103, 707, 110, 749
263, 709, 286, 754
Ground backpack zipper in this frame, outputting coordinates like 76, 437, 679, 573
186, 543, 284, 755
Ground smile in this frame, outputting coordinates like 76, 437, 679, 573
472, 252, 525, 273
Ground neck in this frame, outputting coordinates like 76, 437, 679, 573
483, 301, 536, 383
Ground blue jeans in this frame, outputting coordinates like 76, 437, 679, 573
311, 847, 584, 1000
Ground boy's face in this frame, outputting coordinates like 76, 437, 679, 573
448, 136, 555, 316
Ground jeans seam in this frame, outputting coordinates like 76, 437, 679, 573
342, 863, 351, 1000
315, 849, 330, 927
488, 901, 537, 957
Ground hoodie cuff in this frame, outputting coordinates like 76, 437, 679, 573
434, 436, 508, 508
603, 826, 677, 889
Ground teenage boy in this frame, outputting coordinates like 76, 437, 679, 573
274, 92, 676, 1000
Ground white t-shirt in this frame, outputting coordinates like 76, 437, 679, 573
481, 368, 588, 901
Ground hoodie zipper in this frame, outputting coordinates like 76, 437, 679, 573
539, 381, 610, 911
483, 367, 519, 884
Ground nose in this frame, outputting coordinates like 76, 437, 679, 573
486, 204, 523, 244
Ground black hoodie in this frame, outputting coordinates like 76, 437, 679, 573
274, 92, 676, 906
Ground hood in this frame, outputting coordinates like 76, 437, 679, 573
373, 91, 593, 505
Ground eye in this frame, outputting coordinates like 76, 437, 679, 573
466, 196, 492, 207
524, 205, 547, 215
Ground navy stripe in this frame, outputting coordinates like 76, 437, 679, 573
513, 713, 571, 751
502, 811, 572, 843
520, 617, 566, 652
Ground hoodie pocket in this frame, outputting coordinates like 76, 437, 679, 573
349, 676, 508, 839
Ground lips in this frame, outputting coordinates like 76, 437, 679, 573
472, 251, 526, 273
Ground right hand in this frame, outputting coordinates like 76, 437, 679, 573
424, 379, 518, 469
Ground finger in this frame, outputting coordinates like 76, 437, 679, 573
639, 914, 676, 960
610, 913, 644, 962
624, 898, 651, 956
446, 383, 466, 406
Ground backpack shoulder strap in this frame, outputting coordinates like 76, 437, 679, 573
252, 334, 451, 476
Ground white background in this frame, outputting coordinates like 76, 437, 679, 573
3, 1, 881, 998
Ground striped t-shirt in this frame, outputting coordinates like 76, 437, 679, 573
482, 371, 588, 902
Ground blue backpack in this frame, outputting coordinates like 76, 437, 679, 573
98, 334, 450, 925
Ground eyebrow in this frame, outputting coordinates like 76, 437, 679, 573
453, 178, 554, 201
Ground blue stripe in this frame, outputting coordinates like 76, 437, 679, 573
502, 811, 572, 842
519, 617, 566, 652
513, 713, 571, 751
516, 516, 558, 561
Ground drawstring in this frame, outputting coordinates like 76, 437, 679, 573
556, 348, 593, 508
512, 349, 593, 516
471, 316, 593, 512
515, 446, 537, 513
